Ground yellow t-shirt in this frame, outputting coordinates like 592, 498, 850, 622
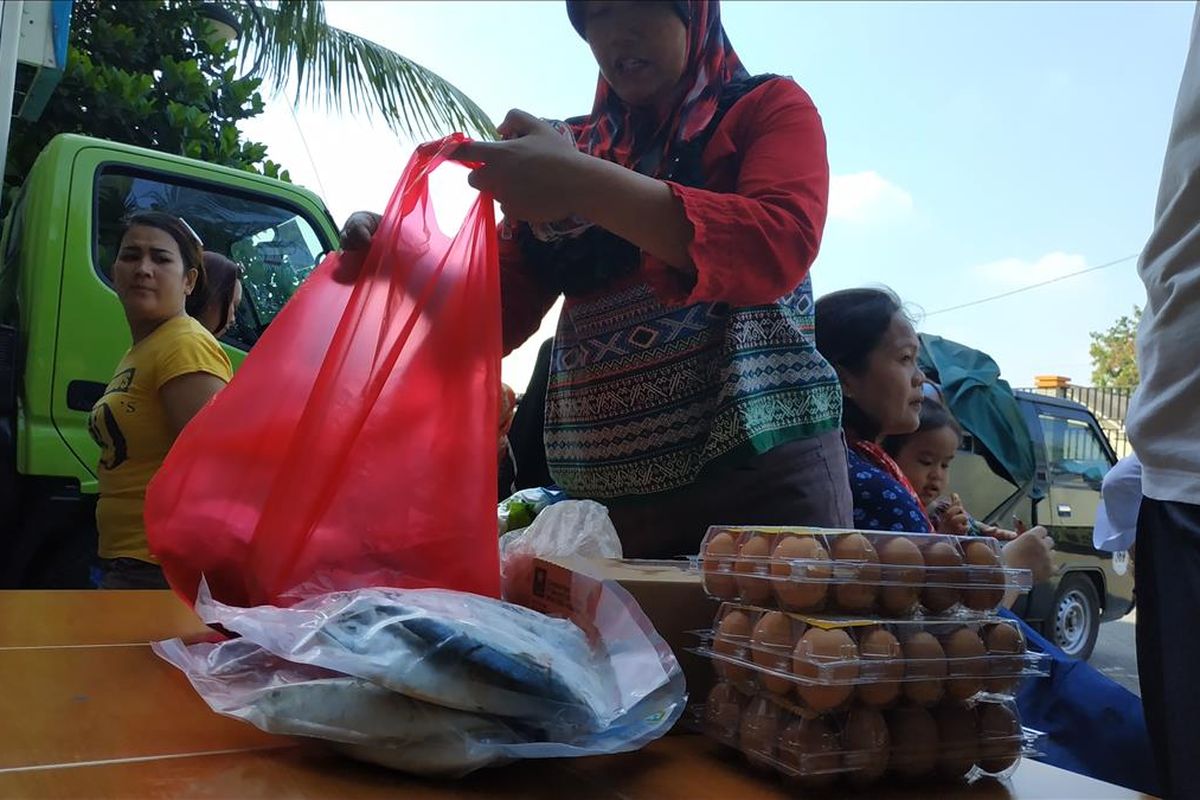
89, 314, 233, 563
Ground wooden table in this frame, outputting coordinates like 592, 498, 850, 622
0, 591, 1155, 799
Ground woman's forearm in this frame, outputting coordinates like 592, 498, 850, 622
565, 154, 695, 270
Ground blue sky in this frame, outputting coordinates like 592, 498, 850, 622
241, 0, 1194, 391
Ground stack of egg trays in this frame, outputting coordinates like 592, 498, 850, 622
691, 525, 1044, 786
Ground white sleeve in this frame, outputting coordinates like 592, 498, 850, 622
1093, 455, 1143, 552
1126, 4, 1200, 501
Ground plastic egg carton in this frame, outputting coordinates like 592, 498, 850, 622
696, 526, 1032, 617
694, 604, 1048, 711
702, 683, 1040, 787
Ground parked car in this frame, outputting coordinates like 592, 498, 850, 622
922, 335, 1133, 661
0, 134, 339, 588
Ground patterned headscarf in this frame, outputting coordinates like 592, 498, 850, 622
566, 0, 749, 177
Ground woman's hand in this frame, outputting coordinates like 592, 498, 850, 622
1001, 526, 1057, 584
456, 110, 585, 223
978, 522, 1019, 542
340, 211, 382, 252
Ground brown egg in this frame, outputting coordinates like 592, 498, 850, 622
963, 540, 1006, 611
944, 627, 988, 701
779, 714, 841, 788
857, 627, 904, 708
703, 682, 746, 744
902, 631, 948, 706
734, 534, 774, 605
751, 611, 800, 695
887, 706, 939, 778
842, 707, 890, 786
702, 531, 738, 599
832, 533, 881, 613
983, 621, 1027, 694
935, 703, 980, 780
739, 696, 784, 771
713, 609, 755, 685
877, 536, 925, 616
977, 703, 1022, 774
793, 628, 859, 712
770, 535, 831, 612
922, 541, 965, 614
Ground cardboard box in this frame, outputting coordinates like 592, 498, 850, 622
510, 556, 719, 714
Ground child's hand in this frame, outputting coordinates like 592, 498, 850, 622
936, 493, 970, 535
1001, 527, 1057, 584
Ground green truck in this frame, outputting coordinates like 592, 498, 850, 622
0, 133, 338, 587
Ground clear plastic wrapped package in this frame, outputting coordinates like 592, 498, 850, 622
701, 682, 1039, 787
697, 526, 1032, 617
695, 604, 1047, 712
154, 581, 685, 777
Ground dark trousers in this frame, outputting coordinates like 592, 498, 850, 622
97, 557, 169, 590
1135, 497, 1200, 799
606, 429, 853, 559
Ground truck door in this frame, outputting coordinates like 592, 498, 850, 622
1031, 403, 1115, 555
53, 148, 334, 490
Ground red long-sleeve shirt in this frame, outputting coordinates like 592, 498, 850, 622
500, 77, 830, 355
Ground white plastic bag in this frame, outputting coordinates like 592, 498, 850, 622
153, 580, 684, 777
154, 637, 522, 775
500, 499, 622, 600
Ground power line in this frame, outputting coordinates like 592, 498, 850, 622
923, 253, 1142, 317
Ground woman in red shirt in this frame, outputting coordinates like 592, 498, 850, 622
344, 0, 849, 557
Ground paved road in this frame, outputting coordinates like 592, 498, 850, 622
1089, 610, 1139, 695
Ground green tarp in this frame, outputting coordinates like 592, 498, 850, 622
918, 333, 1038, 489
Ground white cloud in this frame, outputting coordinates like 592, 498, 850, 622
828, 171, 914, 224
971, 251, 1088, 288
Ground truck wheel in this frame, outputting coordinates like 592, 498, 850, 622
1049, 574, 1100, 661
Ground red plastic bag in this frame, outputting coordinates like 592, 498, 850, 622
146, 135, 502, 608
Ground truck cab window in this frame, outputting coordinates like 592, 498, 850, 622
94, 168, 330, 349
1037, 411, 1112, 488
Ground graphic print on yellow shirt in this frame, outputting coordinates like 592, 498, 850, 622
89, 315, 232, 563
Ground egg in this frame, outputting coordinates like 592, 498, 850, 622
901, 632, 948, 706
887, 706, 939, 778
702, 531, 738, 599
779, 714, 841, 788
703, 682, 746, 744
734, 534, 774, 605
935, 703, 979, 780
983, 621, 1027, 694
739, 696, 784, 771
943, 627, 988, 701
857, 627, 904, 708
770, 535, 831, 611
922, 541, 965, 614
832, 533, 881, 613
842, 707, 890, 786
877, 536, 925, 616
962, 540, 1006, 611
793, 628, 859, 711
713, 609, 755, 685
977, 703, 1022, 774
751, 611, 801, 695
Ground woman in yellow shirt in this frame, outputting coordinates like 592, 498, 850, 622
88, 213, 233, 589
